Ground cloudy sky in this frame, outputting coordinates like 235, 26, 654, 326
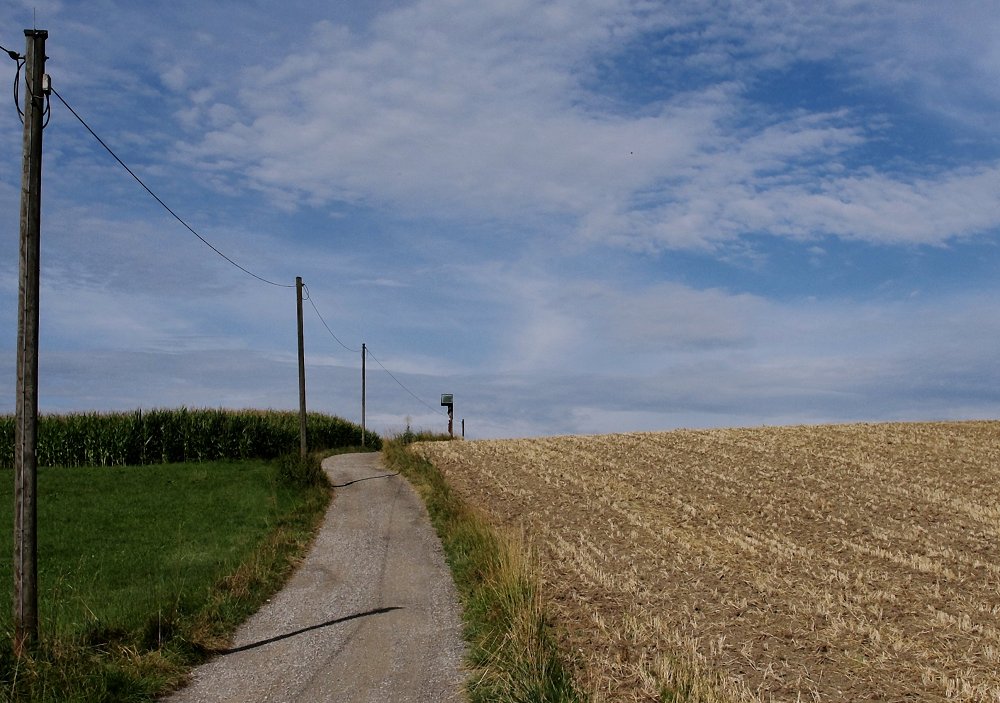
1, 0, 999, 439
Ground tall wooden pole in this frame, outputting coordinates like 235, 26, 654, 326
361, 342, 368, 447
296, 277, 307, 458
14, 28, 47, 656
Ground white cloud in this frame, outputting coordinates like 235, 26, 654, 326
856, 2, 1000, 128
4, 269, 999, 438
4, 1, 1000, 440
628, 162, 1000, 249
470, 285, 1000, 436
160, 64, 187, 92
769, 167, 1000, 244
168, 0, 1000, 254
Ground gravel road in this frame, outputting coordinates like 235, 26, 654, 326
163, 452, 466, 703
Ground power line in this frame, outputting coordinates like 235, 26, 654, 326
4, 42, 27, 123
42, 79, 450, 420
301, 283, 445, 416
50, 87, 294, 289
302, 284, 362, 353
366, 347, 447, 417
300, 282, 446, 417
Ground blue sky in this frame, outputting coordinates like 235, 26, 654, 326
1, 0, 999, 439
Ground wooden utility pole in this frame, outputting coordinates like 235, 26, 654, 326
14, 28, 47, 656
296, 277, 307, 458
361, 342, 368, 447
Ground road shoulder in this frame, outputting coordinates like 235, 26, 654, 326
163, 451, 466, 703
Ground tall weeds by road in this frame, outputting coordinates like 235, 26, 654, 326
0, 408, 379, 468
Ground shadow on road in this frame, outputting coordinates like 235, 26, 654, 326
331, 473, 400, 488
213, 607, 404, 655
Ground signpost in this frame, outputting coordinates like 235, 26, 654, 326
440, 394, 454, 438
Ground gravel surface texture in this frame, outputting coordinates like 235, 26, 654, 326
163, 452, 466, 703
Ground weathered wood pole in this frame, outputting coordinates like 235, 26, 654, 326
361, 343, 366, 447
296, 277, 307, 458
14, 28, 47, 656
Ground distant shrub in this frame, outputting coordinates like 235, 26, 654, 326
397, 420, 452, 446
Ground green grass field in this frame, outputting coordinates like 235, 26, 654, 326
0, 458, 332, 702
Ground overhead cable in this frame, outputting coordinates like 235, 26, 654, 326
50, 87, 294, 289
5, 44, 26, 122
45, 81, 449, 419
302, 284, 362, 353
301, 283, 446, 416
366, 347, 447, 417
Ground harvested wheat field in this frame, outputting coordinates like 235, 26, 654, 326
414, 421, 1000, 702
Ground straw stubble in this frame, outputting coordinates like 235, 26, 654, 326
416, 421, 1000, 702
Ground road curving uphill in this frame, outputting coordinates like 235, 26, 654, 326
164, 452, 466, 703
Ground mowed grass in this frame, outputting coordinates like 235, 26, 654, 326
0, 458, 331, 701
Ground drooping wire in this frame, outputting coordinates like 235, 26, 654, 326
300, 283, 447, 416
50, 86, 294, 289
41, 89, 50, 128
302, 284, 362, 353
9, 50, 25, 122
10, 53, 450, 421
41, 74, 449, 418
366, 347, 448, 417
5, 43, 47, 127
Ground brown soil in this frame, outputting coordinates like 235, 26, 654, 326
416, 421, 1000, 702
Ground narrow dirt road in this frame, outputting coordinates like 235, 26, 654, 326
164, 452, 466, 703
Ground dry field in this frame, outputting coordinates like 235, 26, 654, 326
414, 422, 1000, 702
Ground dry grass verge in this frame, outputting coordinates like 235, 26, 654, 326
384, 438, 585, 703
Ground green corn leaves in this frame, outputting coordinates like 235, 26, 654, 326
0, 408, 379, 468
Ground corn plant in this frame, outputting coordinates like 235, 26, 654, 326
0, 408, 379, 469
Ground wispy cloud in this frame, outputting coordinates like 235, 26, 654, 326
2, 0, 997, 438
170, 0, 1000, 254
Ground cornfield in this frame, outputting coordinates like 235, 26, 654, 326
0, 408, 378, 468
415, 421, 1000, 702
